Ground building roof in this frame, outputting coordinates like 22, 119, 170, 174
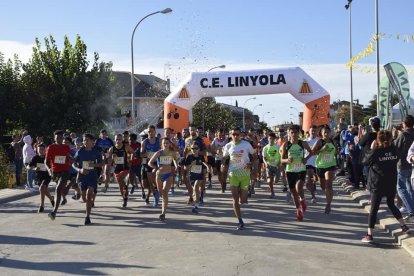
218, 103, 246, 113
112, 71, 170, 99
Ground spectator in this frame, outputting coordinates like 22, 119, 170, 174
393, 115, 414, 217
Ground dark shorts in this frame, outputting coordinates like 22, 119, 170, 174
144, 163, 155, 173
129, 165, 141, 178
79, 179, 98, 192
306, 165, 316, 174
190, 173, 204, 182
316, 166, 337, 179
207, 156, 215, 167
215, 160, 222, 169
267, 166, 280, 178
52, 171, 70, 184
286, 171, 306, 189
36, 176, 51, 187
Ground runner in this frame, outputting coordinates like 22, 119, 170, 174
108, 134, 135, 207
148, 138, 178, 221
73, 133, 103, 225
311, 125, 337, 214
28, 144, 54, 212
128, 133, 144, 199
262, 133, 281, 199
164, 127, 179, 196
212, 129, 229, 193
281, 125, 312, 221
205, 129, 216, 189
260, 129, 270, 182
141, 125, 161, 207
223, 127, 256, 230
305, 125, 320, 203
277, 129, 289, 193
95, 129, 114, 192
45, 130, 72, 221
184, 141, 208, 213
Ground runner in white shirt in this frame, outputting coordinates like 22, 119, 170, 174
305, 126, 320, 203
223, 127, 256, 230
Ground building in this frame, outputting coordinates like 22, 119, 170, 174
106, 71, 170, 134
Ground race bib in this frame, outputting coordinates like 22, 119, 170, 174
105, 152, 110, 159
54, 156, 66, 164
191, 165, 202, 174
322, 154, 334, 163
142, 158, 147, 165
114, 157, 124, 165
293, 162, 305, 171
36, 163, 47, 171
159, 156, 172, 165
82, 161, 93, 170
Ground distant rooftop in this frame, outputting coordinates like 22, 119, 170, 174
113, 71, 169, 98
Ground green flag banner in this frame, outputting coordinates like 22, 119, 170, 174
384, 62, 410, 119
378, 76, 391, 129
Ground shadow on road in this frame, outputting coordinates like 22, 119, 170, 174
0, 235, 94, 246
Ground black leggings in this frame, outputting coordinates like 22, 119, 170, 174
369, 192, 402, 229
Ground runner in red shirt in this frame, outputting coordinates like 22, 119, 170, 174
45, 130, 72, 221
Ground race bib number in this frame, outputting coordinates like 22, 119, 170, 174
54, 156, 66, 164
191, 165, 202, 174
114, 157, 124, 165
293, 162, 305, 171
322, 154, 334, 163
36, 163, 47, 171
82, 161, 93, 170
159, 156, 172, 165
142, 158, 147, 165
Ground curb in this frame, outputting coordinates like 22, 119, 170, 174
336, 176, 414, 257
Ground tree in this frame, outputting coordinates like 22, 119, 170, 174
192, 97, 234, 131
334, 105, 366, 125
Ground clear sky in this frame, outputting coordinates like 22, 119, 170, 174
1, 0, 413, 127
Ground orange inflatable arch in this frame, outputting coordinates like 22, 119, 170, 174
164, 67, 330, 132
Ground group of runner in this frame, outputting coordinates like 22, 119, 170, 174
23, 123, 346, 229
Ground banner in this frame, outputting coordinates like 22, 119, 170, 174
378, 76, 391, 129
384, 62, 410, 119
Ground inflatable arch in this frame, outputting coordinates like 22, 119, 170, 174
164, 67, 330, 133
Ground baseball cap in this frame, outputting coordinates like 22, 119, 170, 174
369, 117, 380, 125
75, 137, 82, 144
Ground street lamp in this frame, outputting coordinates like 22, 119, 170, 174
345, 0, 354, 125
243, 97, 256, 130
202, 64, 227, 131
262, 111, 270, 122
252, 104, 262, 114
208, 64, 226, 72
131, 8, 172, 124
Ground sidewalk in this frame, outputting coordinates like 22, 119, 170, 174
0, 184, 55, 205
337, 176, 414, 257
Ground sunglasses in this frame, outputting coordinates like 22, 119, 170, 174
232, 133, 240, 136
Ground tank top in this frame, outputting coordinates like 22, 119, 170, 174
157, 150, 174, 167
144, 137, 160, 165
315, 140, 337, 169
213, 138, 228, 161
286, 142, 306, 173
112, 145, 128, 172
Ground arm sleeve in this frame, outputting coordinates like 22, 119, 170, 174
361, 149, 375, 166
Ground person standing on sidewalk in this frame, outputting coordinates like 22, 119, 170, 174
393, 115, 414, 218
361, 130, 409, 243
45, 130, 72, 221
23, 134, 37, 192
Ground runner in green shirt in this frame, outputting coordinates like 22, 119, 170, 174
262, 133, 281, 198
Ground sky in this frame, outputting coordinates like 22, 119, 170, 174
1, 0, 414, 127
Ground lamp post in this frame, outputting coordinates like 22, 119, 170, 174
345, 0, 354, 125
202, 64, 226, 131
375, 0, 380, 117
262, 111, 270, 122
131, 8, 172, 124
252, 104, 262, 115
242, 97, 256, 130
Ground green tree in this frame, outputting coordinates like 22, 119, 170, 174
334, 105, 366, 125
18, 35, 115, 135
192, 97, 234, 131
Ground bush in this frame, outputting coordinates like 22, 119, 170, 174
0, 146, 11, 189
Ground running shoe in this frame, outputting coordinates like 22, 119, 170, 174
300, 200, 307, 213
361, 234, 373, 243
311, 196, 317, 204
38, 206, 44, 213
141, 192, 146, 200
48, 212, 56, 221
296, 209, 303, 221
400, 207, 407, 213
169, 189, 175, 196
401, 224, 410, 234
221, 189, 225, 193
102, 187, 107, 193
50, 196, 55, 207
61, 198, 67, 206
199, 197, 204, 205
84, 217, 91, 225
270, 193, 276, 199
187, 197, 194, 205
145, 199, 150, 206
248, 188, 252, 198
192, 207, 199, 214
129, 186, 135, 195
159, 214, 166, 221
122, 197, 128, 208
282, 187, 288, 192
72, 193, 81, 200
237, 220, 245, 230
403, 213, 414, 221
208, 181, 212, 189
251, 186, 255, 195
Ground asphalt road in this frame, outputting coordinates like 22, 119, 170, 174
0, 180, 413, 276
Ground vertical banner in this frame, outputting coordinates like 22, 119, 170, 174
384, 62, 410, 119
378, 76, 391, 129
